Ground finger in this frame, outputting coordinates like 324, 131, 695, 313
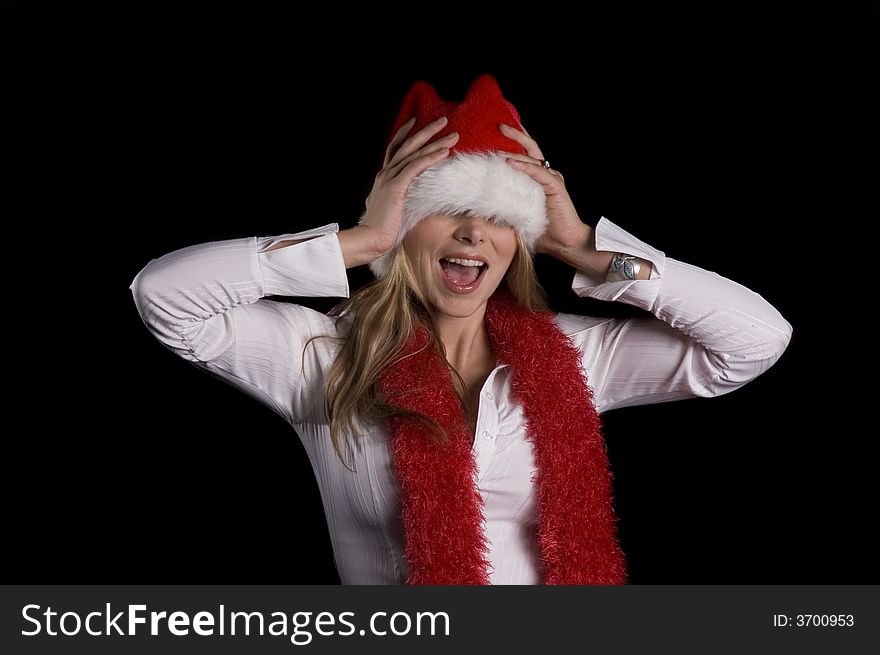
387, 115, 449, 168
388, 131, 459, 178
503, 157, 564, 189
495, 150, 544, 167
383, 117, 417, 167
498, 122, 544, 160
499, 150, 562, 179
498, 150, 562, 180
395, 146, 452, 188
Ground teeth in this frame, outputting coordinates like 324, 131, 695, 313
444, 257, 485, 267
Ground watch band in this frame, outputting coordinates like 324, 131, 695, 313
606, 252, 642, 282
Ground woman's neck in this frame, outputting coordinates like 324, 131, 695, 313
433, 304, 494, 373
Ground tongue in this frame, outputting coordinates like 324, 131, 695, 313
441, 260, 481, 285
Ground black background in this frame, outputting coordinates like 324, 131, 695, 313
3, 1, 878, 583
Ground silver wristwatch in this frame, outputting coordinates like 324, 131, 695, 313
606, 253, 642, 282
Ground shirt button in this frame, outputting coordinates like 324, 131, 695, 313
485, 392, 494, 401
482, 430, 494, 441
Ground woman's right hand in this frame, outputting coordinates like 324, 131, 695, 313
356, 115, 459, 257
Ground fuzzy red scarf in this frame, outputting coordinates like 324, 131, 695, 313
377, 287, 628, 585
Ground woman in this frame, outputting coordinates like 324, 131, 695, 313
130, 75, 792, 585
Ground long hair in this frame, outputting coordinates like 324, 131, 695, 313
303, 228, 549, 470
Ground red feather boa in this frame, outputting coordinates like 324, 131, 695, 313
377, 287, 628, 585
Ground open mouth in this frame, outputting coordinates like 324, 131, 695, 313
438, 257, 488, 294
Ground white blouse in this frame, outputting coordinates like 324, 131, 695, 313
129, 218, 792, 585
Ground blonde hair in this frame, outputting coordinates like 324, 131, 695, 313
303, 229, 549, 470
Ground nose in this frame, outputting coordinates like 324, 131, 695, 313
453, 216, 487, 246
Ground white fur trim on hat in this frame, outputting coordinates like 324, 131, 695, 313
364, 151, 547, 278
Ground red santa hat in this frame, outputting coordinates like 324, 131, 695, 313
365, 74, 548, 278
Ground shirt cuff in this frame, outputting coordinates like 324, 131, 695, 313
571, 216, 666, 304
256, 222, 350, 298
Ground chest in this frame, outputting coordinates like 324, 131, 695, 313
309, 367, 537, 527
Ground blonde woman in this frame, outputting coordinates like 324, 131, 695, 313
130, 75, 792, 585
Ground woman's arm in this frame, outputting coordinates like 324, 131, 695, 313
495, 124, 791, 413
130, 223, 356, 424
547, 218, 653, 281
552, 217, 793, 413
130, 118, 458, 425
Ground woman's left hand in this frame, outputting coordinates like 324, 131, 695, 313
497, 123, 590, 255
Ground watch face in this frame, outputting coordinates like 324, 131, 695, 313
609, 254, 639, 281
